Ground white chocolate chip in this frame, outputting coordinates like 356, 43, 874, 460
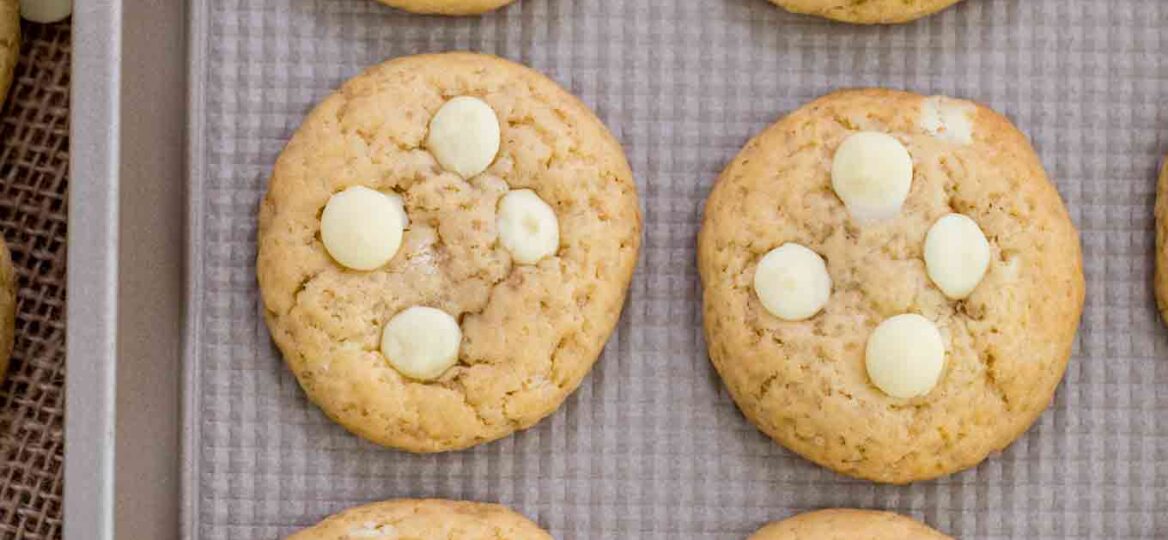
320, 186, 405, 271
380, 306, 462, 381
385, 191, 409, 228
830, 131, 914, 223
21, 0, 71, 23
924, 213, 991, 299
753, 243, 832, 321
497, 189, 559, 265
919, 96, 975, 145
426, 96, 501, 178
865, 314, 946, 399
348, 522, 398, 539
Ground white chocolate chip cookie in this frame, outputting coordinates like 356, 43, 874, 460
698, 88, 1084, 483
288, 499, 552, 540
258, 52, 641, 452
750, 509, 951, 540
768, 0, 964, 24
373, 0, 517, 15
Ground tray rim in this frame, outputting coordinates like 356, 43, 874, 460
182, 0, 209, 536
67, 1, 188, 538
64, 1, 123, 538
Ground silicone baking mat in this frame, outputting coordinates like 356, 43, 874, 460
185, 0, 1168, 538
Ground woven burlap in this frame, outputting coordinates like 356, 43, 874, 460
0, 20, 69, 540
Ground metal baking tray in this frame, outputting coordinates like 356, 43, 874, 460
68, 0, 1167, 538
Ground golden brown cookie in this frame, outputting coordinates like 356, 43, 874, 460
0, 0, 18, 105
374, 0, 516, 16
768, 0, 963, 24
287, 499, 552, 540
698, 88, 1084, 483
0, 237, 15, 380
258, 52, 640, 453
750, 509, 951, 540
1155, 158, 1168, 324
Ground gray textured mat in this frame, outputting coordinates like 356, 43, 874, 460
186, 0, 1168, 537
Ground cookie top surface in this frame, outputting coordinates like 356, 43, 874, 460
287, 499, 552, 540
768, 0, 963, 24
1154, 157, 1168, 324
0, 237, 14, 381
750, 509, 951, 540
258, 52, 640, 452
375, 0, 516, 15
698, 88, 1083, 483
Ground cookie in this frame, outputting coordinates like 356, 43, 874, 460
1155, 158, 1168, 324
768, 0, 963, 24
698, 88, 1084, 483
374, 0, 516, 16
0, 0, 18, 105
0, 237, 15, 380
750, 509, 951, 539
287, 499, 552, 540
258, 52, 640, 453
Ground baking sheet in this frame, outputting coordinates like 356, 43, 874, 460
184, 0, 1168, 538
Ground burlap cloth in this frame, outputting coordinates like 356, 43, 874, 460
0, 19, 69, 540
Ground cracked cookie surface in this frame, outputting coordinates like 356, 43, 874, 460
769, 0, 963, 24
698, 88, 1083, 483
750, 509, 950, 539
374, 0, 516, 15
287, 499, 551, 540
258, 52, 640, 452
